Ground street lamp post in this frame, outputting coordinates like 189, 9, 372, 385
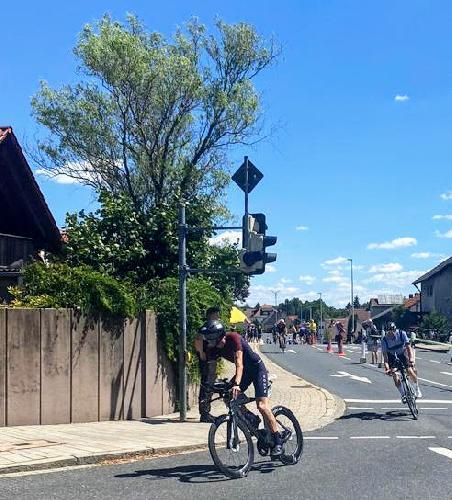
347, 258, 354, 342
318, 292, 323, 343
272, 290, 279, 323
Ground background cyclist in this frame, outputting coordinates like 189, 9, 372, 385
382, 322, 422, 402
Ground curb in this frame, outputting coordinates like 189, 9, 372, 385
257, 346, 346, 430
0, 444, 209, 476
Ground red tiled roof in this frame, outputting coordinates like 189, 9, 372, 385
404, 295, 420, 309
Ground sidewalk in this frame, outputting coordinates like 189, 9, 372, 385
0, 347, 345, 475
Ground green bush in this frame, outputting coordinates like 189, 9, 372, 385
143, 277, 233, 380
9, 262, 137, 318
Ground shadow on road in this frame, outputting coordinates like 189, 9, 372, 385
114, 460, 285, 484
339, 411, 409, 421
115, 464, 228, 484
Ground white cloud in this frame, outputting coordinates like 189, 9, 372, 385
364, 270, 424, 287
368, 263, 403, 273
280, 278, 292, 284
35, 160, 98, 185
322, 275, 345, 283
35, 169, 80, 185
411, 252, 432, 259
435, 229, 452, 239
367, 237, 417, 250
295, 225, 309, 231
322, 256, 349, 266
209, 230, 241, 246
440, 191, 452, 200
299, 275, 316, 285
432, 214, 452, 220
266, 264, 277, 273
394, 94, 410, 102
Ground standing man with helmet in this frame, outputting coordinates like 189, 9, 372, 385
202, 321, 284, 456
194, 306, 221, 423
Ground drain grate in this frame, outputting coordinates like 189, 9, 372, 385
0, 440, 61, 452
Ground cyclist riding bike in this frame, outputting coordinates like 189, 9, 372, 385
276, 319, 287, 349
382, 322, 422, 402
202, 320, 284, 456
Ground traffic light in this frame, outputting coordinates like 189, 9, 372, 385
239, 213, 277, 275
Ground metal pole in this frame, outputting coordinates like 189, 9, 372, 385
178, 204, 187, 422
348, 258, 354, 338
272, 290, 279, 322
243, 156, 249, 249
318, 293, 323, 341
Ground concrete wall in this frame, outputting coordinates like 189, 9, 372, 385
0, 308, 193, 427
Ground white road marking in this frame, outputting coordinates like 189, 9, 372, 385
342, 356, 352, 360
440, 372, 452, 377
330, 371, 372, 384
429, 447, 452, 460
396, 436, 436, 439
286, 349, 296, 353
430, 360, 441, 364
304, 436, 339, 440
381, 407, 408, 410
347, 407, 375, 410
350, 436, 390, 440
418, 377, 452, 388
344, 399, 452, 404
416, 356, 423, 359
416, 407, 448, 410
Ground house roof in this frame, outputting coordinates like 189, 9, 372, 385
413, 256, 452, 284
403, 294, 420, 309
352, 309, 371, 322
0, 126, 61, 251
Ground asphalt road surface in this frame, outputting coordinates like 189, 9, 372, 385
1, 342, 451, 500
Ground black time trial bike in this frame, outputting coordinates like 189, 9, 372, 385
206, 378, 303, 478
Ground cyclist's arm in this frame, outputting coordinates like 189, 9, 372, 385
233, 350, 244, 387
194, 335, 206, 361
404, 344, 414, 364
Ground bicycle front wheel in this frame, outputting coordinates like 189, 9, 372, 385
208, 414, 254, 479
403, 379, 418, 420
272, 406, 304, 465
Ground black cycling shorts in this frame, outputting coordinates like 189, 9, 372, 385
239, 362, 268, 398
387, 352, 409, 370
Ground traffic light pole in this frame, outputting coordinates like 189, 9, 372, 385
178, 206, 244, 421
244, 156, 249, 249
178, 204, 187, 422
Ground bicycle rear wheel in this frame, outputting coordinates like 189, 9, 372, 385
272, 406, 304, 465
403, 379, 418, 420
208, 414, 254, 478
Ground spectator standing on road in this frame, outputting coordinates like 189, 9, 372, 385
308, 319, 317, 345
194, 306, 221, 423
335, 321, 346, 352
289, 324, 298, 345
364, 319, 379, 365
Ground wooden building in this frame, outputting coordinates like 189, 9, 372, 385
0, 126, 60, 302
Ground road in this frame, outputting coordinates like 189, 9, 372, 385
1, 342, 451, 500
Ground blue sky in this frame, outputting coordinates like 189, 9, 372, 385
2, 0, 451, 306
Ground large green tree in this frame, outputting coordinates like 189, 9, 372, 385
32, 15, 278, 213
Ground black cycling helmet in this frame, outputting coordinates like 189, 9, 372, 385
200, 319, 226, 346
